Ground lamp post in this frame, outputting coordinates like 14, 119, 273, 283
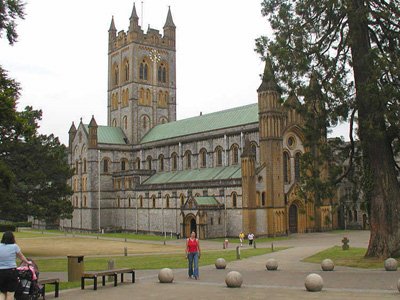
98, 150, 101, 233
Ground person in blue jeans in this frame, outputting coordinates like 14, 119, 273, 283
0, 231, 32, 300
185, 231, 201, 279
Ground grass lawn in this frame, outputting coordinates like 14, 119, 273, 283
21, 229, 177, 241
35, 247, 286, 272
302, 246, 399, 269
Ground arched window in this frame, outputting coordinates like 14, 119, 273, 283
138, 88, 144, 105
171, 153, 178, 171
124, 60, 129, 82
262, 192, 266, 206
111, 93, 119, 110
216, 147, 223, 166
139, 196, 143, 208
147, 156, 152, 170
159, 154, 164, 171
75, 160, 79, 174
180, 194, 185, 206
162, 66, 166, 83
231, 145, 239, 165
157, 63, 167, 83
295, 152, 302, 182
122, 89, 129, 106
283, 151, 290, 183
250, 142, 257, 155
112, 119, 117, 127
136, 158, 141, 170
83, 196, 87, 207
165, 195, 170, 208
128, 197, 132, 208
103, 158, 110, 173
121, 159, 127, 171
144, 64, 148, 80
139, 59, 149, 81
152, 195, 156, 208
232, 192, 237, 208
200, 149, 207, 168
83, 158, 87, 173
112, 63, 119, 87
145, 89, 151, 105
142, 115, 150, 130
185, 151, 191, 169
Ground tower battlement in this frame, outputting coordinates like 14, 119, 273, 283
108, 4, 176, 52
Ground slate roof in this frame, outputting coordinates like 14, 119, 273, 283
140, 103, 258, 144
83, 125, 127, 145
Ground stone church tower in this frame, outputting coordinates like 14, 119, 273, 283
107, 4, 177, 144
257, 57, 287, 236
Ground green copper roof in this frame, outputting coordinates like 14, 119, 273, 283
84, 125, 127, 145
140, 103, 258, 143
142, 165, 242, 185
194, 197, 220, 206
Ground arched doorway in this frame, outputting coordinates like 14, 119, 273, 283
184, 214, 197, 238
289, 204, 298, 233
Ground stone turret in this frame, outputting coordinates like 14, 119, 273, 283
129, 3, 139, 31
257, 56, 286, 236
108, 16, 117, 51
241, 135, 257, 235
88, 115, 98, 148
163, 7, 176, 48
68, 122, 77, 153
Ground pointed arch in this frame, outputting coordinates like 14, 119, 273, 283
199, 148, 207, 168
112, 62, 119, 87
231, 144, 239, 165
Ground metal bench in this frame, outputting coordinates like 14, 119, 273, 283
38, 277, 60, 298
81, 268, 135, 290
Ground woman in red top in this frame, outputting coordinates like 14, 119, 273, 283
185, 231, 201, 279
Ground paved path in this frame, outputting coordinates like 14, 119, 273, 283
41, 231, 400, 299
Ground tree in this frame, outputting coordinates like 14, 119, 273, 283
257, 0, 400, 258
0, 105, 74, 222
0, 0, 25, 45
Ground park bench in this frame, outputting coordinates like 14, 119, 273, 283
81, 268, 135, 290
38, 277, 60, 298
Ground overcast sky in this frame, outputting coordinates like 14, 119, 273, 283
1, 0, 349, 145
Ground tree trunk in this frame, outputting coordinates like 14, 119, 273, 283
348, 0, 400, 258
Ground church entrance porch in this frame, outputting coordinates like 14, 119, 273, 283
183, 214, 197, 238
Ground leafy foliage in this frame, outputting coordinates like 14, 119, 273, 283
257, 0, 400, 257
0, 0, 25, 45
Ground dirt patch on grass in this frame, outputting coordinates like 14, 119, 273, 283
17, 236, 183, 257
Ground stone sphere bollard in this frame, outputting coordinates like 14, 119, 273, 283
225, 271, 243, 288
304, 273, 324, 292
384, 258, 398, 271
158, 268, 174, 283
266, 258, 278, 271
215, 258, 227, 269
321, 259, 334, 271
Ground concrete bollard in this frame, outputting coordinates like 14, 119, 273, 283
236, 246, 241, 259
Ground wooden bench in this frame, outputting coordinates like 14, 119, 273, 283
81, 268, 135, 290
38, 277, 60, 298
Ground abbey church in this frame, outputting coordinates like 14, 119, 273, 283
63, 3, 339, 238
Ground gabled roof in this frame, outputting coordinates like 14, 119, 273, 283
83, 125, 127, 145
140, 103, 258, 144
142, 165, 242, 185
